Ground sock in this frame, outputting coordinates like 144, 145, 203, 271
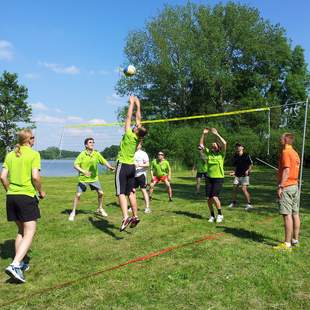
11, 262, 21, 268
232, 201, 236, 204
285, 242, 291, 247
218, 209, 222, 215
210, 211, 215, 218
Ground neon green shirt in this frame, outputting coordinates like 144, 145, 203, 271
151, 159, 170, 177
204, 148, 225, 178
117, 128, 139, 164
196, 155, 208, 173
74, 150, 107, 182
3, 146, 41, 197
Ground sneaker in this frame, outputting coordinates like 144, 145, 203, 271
273, 242, 292, 252
119, 217, 132, 232
128, 208, 133, 213
245, 204, 253, 211
96, 208, 108, 217
130, 217, 141, 228
292, 240, 300, 247
216, 214, 224, 223
5, 265, 26, 283
144, 208, 151, 214
208, 216, 215, 223
169, 198, 173, 202
20, 261, 30, 272
68, 212, 75, 221
228, 202, 236, 208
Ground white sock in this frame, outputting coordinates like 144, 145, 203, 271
285, 242, 291, 247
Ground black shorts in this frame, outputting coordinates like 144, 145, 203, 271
206, 177, 224, 198
6, 195, 41, 222
115, 162, 136, 196
134, 174, 147, 189
196, 172, 208, 179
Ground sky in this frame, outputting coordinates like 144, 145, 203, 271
0, 0, 309, 151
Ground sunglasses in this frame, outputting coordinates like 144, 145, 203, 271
158, 153, 164, 156
30, 136, 35, 139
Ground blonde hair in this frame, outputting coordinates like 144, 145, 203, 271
15, 129, 33, 157
283, 132, 294, 145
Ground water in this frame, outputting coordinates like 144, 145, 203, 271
41, 159, 108, 177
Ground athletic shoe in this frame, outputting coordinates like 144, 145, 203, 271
144, 208, 151, 214
96, 208, 108, 217
244, 204, 253, 211
128, 207, 132, 213
68, 212, 75, 221
119, 217, 132, 232
216, 214, 224, 223
5, 265, 26, 283
228, 202, 236, 208
208, 216, 215, 223
273, 242, 292, 252
169, 198, 173, 202
130, 217, 141, 228
20, 261, 30, 272
292, 240, 300, 247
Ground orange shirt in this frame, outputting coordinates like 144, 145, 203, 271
278, 145, 300, 187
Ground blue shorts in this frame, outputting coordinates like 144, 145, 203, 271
77, 181, 102, 193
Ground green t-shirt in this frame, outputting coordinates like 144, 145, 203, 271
74, 150, 107, 182
151, 159, 170, 177
204, 148, 225, 178
196, 155, 208, 173
117, 128, 139, 164
3, 146, 41, 197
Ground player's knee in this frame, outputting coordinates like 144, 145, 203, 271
98, 191, 103, 198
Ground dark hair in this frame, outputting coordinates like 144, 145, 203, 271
235, 143, 244, 148
84, 137, 94, 145
137, 126, 147, 138
283, 133, 294, 144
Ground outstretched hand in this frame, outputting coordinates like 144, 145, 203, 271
203, 128, 209, 134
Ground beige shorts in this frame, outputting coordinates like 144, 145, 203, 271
233, 176, 250, 186
279, 185, 299, 215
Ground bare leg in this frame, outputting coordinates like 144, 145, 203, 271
164, 180, 173, 200
208, 198, 214, 215
292, 213, 301, 241
241, 185, 251, 204
71, 193, 81, 214
128, 191, 138, 218
232, 185, 238, 203
12, 221, 37, 265
196, 178, 201, 193
97, 190, 104, 210
283, 214, 293, 244
149, 182, 155, 198
212, 196, 222, 210
15, 221, 23, 254
140, 188, 150, 209
119, 194, 129, 219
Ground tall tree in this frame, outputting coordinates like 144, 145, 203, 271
116, 2, 309, 129
0, 71, 33, 160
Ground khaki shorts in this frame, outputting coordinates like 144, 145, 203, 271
233, 176, 250, 186
279, 185, 299, 215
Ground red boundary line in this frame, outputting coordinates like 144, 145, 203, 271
0, 232, 224, 307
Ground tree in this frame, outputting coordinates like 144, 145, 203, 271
101, 145, 119, 160
0, 71, 33, 160
116, 2, 309, 128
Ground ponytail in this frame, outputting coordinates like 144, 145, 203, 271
14, 129, 33, 157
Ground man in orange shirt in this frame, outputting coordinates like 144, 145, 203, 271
274, 133, 301, 251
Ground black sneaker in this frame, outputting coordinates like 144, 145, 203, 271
119, 217, 132, 232
130, 217, 140, 228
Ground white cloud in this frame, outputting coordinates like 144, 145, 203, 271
0, 40, 13, 60
66, 128, 94, 136
88, 118, 107, 125
24, 73, 40, 80
40, 62, 80, 75
32, 114, 65, 124
55, 108, 63, 113
32, 102, 48, 111
67, 116, 83, 122
105, 93, 126, 106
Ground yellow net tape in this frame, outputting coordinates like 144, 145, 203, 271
65, 107, 270, 128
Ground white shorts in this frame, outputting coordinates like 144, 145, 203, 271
233, 176, 250, 186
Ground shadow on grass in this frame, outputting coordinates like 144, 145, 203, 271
0, 239, 15, 259
220, 226, 277, 246
61, 209, 94, 215
171, 210, 204, 220
88, 217, 124, 240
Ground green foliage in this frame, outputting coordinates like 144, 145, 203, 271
0, 71, 33, 160
39, 147, 80, 159
101, 144, 119, 160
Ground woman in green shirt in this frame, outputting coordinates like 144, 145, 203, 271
1, 129, 45, 283
199, 127, 227, 224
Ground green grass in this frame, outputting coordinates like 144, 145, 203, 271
0, 167, 309, 309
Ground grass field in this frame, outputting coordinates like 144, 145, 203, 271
0, 167, 309, 309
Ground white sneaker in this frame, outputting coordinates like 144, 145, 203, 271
228, 202, 236, 208
68, 212, 75, 221
208, 216, 215, 223
245, 204, 253, 211
96, 208, 108, 217
128, 208, 132, 213
144, 208, 151, 214
216, 215, 224, 223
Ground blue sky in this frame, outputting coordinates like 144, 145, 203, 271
0, 0, 309, 151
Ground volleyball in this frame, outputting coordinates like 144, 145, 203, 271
123, 65, 136, 76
